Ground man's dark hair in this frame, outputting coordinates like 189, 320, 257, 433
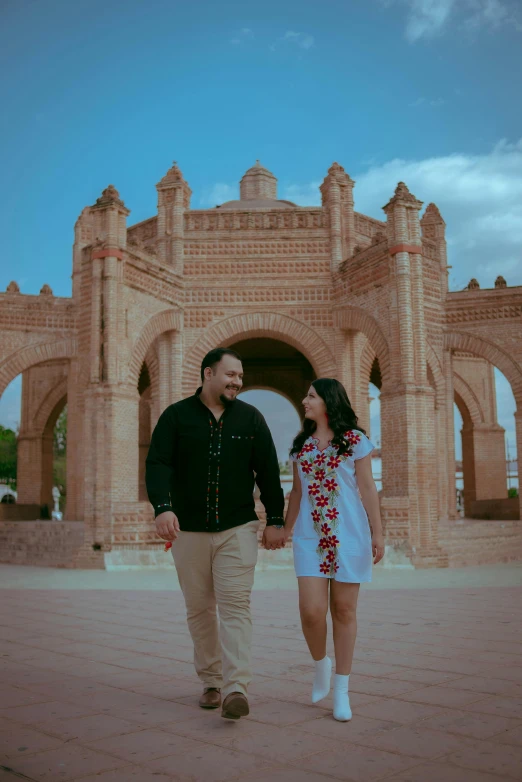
200, 347, 242, 382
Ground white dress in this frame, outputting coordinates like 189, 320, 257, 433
291, 430, 374, 583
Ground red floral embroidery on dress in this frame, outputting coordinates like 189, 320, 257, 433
324, 478, 338, 493
296, 431, 362, 577
327, 455, 341, 469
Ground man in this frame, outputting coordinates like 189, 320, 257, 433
146, 347, 286, 720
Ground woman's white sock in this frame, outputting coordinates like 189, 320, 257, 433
333, 673, 352, 721
311, 655, 332, 703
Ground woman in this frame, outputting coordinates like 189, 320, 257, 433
284, 378, 384, 721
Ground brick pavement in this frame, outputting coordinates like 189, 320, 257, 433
1, 568, 522, 781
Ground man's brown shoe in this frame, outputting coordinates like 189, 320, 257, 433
221, 691, 249, 720
199, 688, 221, 709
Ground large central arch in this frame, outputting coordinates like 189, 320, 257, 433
182, 312, 337, 397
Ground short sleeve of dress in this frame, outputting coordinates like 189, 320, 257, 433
352, 431, 375, 461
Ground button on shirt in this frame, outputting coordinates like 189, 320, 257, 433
145, 389, 285, 532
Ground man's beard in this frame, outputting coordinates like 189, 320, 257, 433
220, 389, 239, 407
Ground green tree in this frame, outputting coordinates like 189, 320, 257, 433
0, 425, 17, 489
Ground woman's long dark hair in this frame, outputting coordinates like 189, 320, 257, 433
290, 378, 365, 457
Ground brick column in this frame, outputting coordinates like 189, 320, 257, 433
156, 162, 191, 274
64, 359, 84, 521
158, 329, 182, 415
320, 162, 354, 274
462, 423, 507, 517
443, 349, 457, 519
382, 183, 446, 567
515, 410, 522, 520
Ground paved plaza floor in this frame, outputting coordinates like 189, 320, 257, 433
1, 562, 522, 781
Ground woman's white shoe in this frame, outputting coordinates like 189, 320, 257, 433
333, 673, 352, 721
311, 655, 332, 703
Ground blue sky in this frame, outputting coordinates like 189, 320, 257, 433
0, 0, 520, 463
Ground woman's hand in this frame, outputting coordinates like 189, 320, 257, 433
372, 531, 385, 564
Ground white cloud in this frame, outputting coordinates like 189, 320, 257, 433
230, 27, 253, 45
199, 183, 238, 207
281, 30, 315, 49
409, 97, 445, 107
270, 30, 315, 52
385, 0, 521, 42
282, 139, 522, 290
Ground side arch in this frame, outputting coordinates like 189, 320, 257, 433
33, 378, 68, 435
445, 331, 522, 406
333, 307, 391, 386
426, 344, 445, 408
0, 339, 77, 398
453, 373, 485, 426
182, 312, 337, 396
127, 309, 182, 388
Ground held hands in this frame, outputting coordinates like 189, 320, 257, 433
262, 525, 286, 551
372, 531, 385, 565
155, 511, 180, 545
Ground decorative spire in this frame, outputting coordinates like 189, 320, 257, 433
94, 184, 126, 208
495, 275, 507, 288
158, 161, 186, 187
422, 203, 445, 225
383, 181, 422, 211
467, 278, 480, 290
40, 284, 53, 296
6, 281, 19, 293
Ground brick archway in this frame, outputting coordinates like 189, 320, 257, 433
182, 312, 337, 397
445, 331, 522, 406
127, 309, 182, 389
33, 378, 68, 435
333, 307, 391, 386
454, 373, 485, 426
0, 339, 77, 398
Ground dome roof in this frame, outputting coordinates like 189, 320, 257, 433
243, 160, 276, 178
216, 198, 296, 210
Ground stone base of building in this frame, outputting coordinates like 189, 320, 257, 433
439, 519, 522, 567
0, 521, 86, 568
411, 546, 450, 569
470, 498, 519, 521
1, 519, 521, 571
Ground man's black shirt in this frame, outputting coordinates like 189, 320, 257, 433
145, 389, 285, 532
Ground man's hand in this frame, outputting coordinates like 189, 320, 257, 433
155, 511, 180, 543
262, 525, 286, 551
372, 531, 385, 565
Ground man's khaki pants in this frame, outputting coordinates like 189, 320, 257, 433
172, 520, 259, 698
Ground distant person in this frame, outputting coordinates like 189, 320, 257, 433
283, 378, 384, 721
146, 347, 285, 720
